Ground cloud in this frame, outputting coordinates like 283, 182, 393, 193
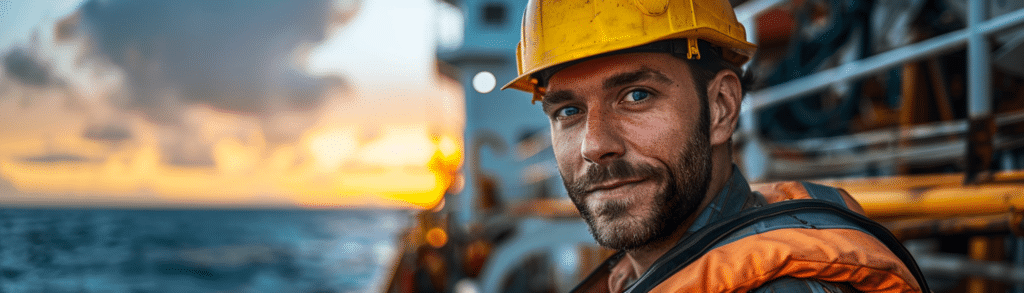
82, 123, 132, 143
0, 0, 359, 167
72, 0, 349, 117
20, 153, 91, 164
0, 0, 362, 170
2, 47, 53, 87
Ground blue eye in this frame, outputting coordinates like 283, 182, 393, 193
556, 106, 580, 117
626, 90, 650, 102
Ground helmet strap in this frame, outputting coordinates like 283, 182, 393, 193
530, 78, 546, 104
687, 38, 701, 60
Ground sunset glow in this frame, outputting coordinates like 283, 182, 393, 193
0, 106, 463, 209
0, 0, 465, 210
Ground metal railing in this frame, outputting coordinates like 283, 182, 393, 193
734, 0, 1024, 181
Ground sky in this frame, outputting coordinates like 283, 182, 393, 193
0, 0, 466, 209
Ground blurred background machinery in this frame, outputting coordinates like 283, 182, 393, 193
390, 0, 1024, 292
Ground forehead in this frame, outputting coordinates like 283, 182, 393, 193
546, 52, 693, 91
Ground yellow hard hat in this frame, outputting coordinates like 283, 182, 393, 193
502, 0, 757, 102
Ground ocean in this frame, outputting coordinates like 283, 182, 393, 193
0, 209, 412, 293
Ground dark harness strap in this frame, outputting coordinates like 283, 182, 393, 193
802, 182, 847, 206
618, 199, 931, 292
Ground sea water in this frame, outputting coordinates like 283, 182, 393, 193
0, 209, 412, 292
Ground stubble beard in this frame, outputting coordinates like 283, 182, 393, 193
563, 113, 712, 251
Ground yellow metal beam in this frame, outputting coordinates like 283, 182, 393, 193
814, 170, 1024, 220
508, 171, 1024, 222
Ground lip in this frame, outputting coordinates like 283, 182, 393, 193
586, 178, 646, 193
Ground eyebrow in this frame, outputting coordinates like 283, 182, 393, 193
541, 67, 673, 113
602, 67, 673, 89
541, 90, 579, 114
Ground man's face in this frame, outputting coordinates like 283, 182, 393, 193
542, 53, 712, 251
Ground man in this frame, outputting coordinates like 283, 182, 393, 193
501, 0, 928, 292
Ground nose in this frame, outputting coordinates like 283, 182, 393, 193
580, 110, 625, 164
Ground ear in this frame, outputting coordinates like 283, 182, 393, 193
706, 70, 742, 147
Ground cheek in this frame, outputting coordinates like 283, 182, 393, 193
622, 112, 692, 155
551, 126, 582, 169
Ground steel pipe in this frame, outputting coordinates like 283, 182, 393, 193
744, 6, 1024, 113
813, 171, 1024, 220
915, 252, 1024, 285
967, 0, 992, 118
885, 213, 1024, 240
734, 0, 788, 23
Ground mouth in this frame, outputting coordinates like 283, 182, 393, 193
586, 178, 647, 194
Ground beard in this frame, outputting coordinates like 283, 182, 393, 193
563, 104, 712, 251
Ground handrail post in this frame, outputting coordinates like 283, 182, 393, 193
965, 0, 995, 184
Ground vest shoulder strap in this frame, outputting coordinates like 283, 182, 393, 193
624, 199, 930, 293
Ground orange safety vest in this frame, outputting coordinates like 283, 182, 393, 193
572, 182, 927, 293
